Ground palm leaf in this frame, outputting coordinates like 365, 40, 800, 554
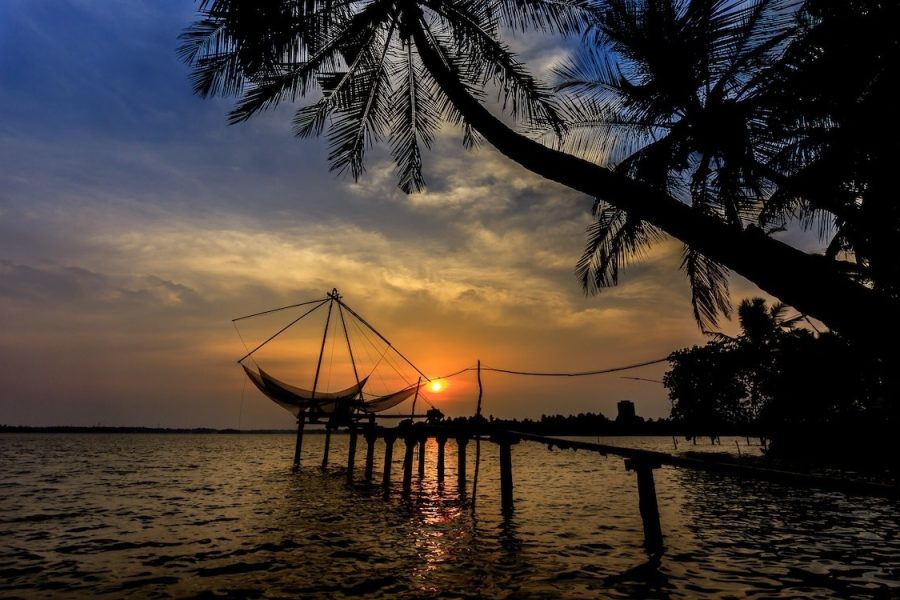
576, 201, 664, 295
431, 0, 563, 129
326, 20, 397, 179
390, 41, 441, 192
227, 0, 392, 124
681, 245, 732, 330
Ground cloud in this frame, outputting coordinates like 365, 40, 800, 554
0, 0, 773, 427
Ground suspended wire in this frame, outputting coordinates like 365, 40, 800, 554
348, 316, 394, 396
346, 319, 389, 399
434, 366, 473, 380
232, 321, 260, 369
325, 308, 337, 392
337, 302, 361, 391
349, 316, 392, 380
343, 312, 435, 406
433, 356, 669, 380
232, 298, 329, 322
483, 357, 669, 376
337, 298, 431, 382
236, 299, 329, 363
234, 294, 670, 420
621, 376, 664, 384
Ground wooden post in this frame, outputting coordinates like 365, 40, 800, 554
346, 425, 358, 482
402, 436, 415, 493
625, 458, 664, 552
456, 435, 468, 493
364, 429, 377, 481
292, 412, 306, 470
417, 437, 426, 479
382, 433, 396, 488
499, 439, 514, 514
410, 376, 421, 420
436, 434, 447, 482
321, 426, 332, 471
471, 359, 483, 510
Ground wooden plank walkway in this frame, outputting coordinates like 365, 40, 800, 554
294, 418, 900, 552
511, 431, 900, 500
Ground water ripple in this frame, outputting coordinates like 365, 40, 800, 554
1, 433, 899, 598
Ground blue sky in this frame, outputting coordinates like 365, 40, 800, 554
0, 0, 768, 427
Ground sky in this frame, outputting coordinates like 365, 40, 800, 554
0, 0, 775, 428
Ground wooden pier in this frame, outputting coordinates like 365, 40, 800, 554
291, 414, 900, 554
236, 290, 900, 555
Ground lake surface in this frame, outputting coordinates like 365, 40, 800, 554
2, 433, 899, 598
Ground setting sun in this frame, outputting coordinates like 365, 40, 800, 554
429, 380, 444, 393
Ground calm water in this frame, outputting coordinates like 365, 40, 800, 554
1, 433, 899, 598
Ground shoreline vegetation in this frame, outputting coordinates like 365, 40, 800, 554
0, 416, 686, 437
0, 425, 294, 434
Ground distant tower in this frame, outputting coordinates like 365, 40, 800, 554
616, 400, 637, 422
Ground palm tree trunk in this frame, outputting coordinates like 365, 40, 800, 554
408, 17, 898, 346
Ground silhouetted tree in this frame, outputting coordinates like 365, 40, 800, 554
181, 0, 900, 348
664, 297, 890, 454
665, 341, 747, 434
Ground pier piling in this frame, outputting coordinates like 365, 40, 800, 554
292, 412, 306, 470
364, 429, 377, 481
418, 438, 426, 479
436, 434, 447, 482
321, 426, 332, 471
625, 458, 664, 552
402, 436, 415, 492
492, 432, 519, 514
456, 435, 469, 493
498, 440, 514, 513
346, 426, 358, 482
382, 433, 396, 488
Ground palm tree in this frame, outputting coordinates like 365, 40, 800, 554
736, 297, 794, 345
760, 0, 900, 300
556, 0, 797, 329
178, 0, 590, 192
180, 0, 900, 349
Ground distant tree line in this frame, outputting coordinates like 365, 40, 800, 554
443, 412, 687, 437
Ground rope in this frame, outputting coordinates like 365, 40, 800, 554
232, 321, 259, 369
482, 357, 669, 376
232, 298, 328, 322
346, 311, 436, 408
621, 376, 664, 384
236, 299, 329, 363
433, 356, 669, 381
325, 310, 337, 392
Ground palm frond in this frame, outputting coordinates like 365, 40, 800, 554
178, 19, 246, 97
554, 43, 626, 102
496, 0, 598, 34
227, 0, 392, 124
576, 201, 664, 295
681, 244, 732, 330
433, 0, 564, 130
550, 95, 656, 165
390, 41, 441, 192
326, 20, 398, 179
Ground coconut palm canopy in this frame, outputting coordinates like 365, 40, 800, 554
180, 0, 900, 345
